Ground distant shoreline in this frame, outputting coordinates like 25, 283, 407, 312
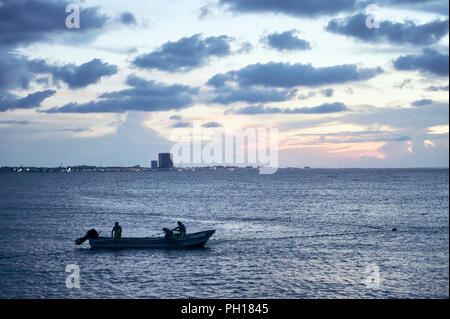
0, 166, 448, 173
0, 166, 256, 173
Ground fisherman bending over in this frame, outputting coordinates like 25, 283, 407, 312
172, 221, 186, 237
111, 222, 122, 239
163, 227, 173, 239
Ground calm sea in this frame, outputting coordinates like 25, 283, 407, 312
0, 169, 448, 298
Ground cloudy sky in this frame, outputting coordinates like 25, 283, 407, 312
0, 0, 448, 168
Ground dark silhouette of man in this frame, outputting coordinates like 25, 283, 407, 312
111, 222, 122, 239
172, 221, 186, 237
163, 227, 173, 239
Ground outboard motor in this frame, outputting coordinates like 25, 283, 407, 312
75, 228, 99, 245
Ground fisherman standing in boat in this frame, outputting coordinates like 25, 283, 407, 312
111, 222, 122, 239
172, 221, 186, 237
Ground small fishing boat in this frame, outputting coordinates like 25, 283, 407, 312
75, 229, 215, 249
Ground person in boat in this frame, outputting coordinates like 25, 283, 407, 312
162, 227, 173, 239
111, 222, 122, 239
172, 221, 186, 237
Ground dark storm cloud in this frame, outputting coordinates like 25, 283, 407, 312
285, 102, 348, 114
132, 34, 233, 72
366, 0, 449, 16
341, 102, 449, 130
198, 5, 213, 20
237, 41, 253, 54
49, 59, 118, 89
230, 105, 281, 114
0, 0, 108, 48
171, 122, 191, 128
120, 12, 137, 25
320, 88, 334, 97
202, 122, 222, 128
206, 74, 230, 88
53, 127, 90, 133
411, 99, 433, 106
0, 90, 56, 112
388, 135, 413, 142
262, 30, 311, 51
298, 92, 316, 100
0, 53, 44, 91
294, 131, 413, 145
426, 85, 449, 91
325, 13, 449, 45
0, 120, 30, 125
219, 0, 356, 17
44, 75, 199, 113
393, 49, 449, 76
207, 62, 383, 88
0, 53, 118, 91
211, 87, 297, 104
207, 61, 381, 104
231, 102, 348, 115
382, 0, 441, 3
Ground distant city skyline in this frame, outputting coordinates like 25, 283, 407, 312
0, 0, 448, 168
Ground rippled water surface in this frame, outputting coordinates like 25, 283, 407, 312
0, 169, 448, 298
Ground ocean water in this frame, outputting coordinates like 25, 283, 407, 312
0, 168, 448, 299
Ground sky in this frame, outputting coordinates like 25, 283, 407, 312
0, 0, 449, 168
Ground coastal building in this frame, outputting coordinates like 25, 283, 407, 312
151, 160, 158, 169
158, 153, 173, 169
